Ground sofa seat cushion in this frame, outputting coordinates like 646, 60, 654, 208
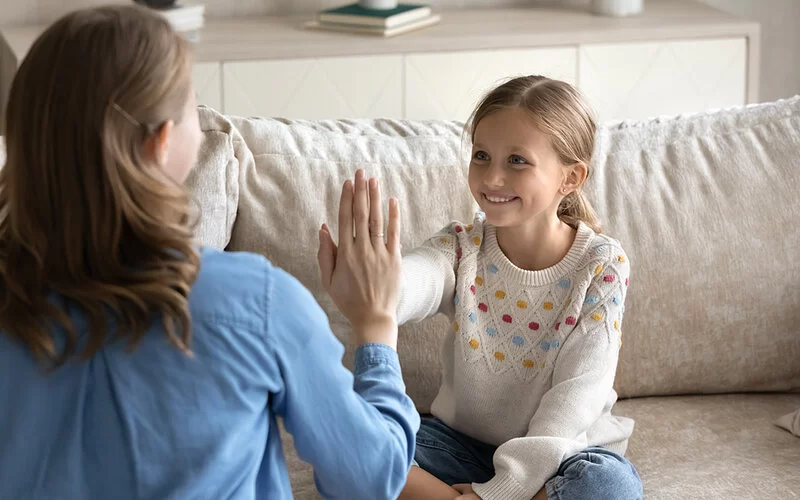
615, 393, 800, 499
280, 393, 800, 499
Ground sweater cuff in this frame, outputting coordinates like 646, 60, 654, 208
472, 473, 534, 500
353, 343, 401, 376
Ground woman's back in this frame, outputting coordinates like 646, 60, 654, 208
1, 250, 292, 498
1, 248, 417, 499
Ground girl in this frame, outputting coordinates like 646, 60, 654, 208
396, 76, 643, 500
0, 6, 417, 500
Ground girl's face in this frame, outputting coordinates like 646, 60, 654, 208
468, 107, 567, 230
161, 86, 202, 184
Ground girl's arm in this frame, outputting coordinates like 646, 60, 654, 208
396, 223, 465, 324
472, 250, 630, 500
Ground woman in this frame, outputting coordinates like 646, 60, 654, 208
0, 6, 417, 499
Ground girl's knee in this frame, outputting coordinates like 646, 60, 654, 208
549, 448, 642, 500
581, 450, 641, 497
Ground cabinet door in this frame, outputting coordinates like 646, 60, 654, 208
404, 47, 578, 122
223, 55, 403, 119
579, 37, 747, 123
192, 62, 223, 112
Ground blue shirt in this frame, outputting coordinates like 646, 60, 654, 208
0, 248, 420, 499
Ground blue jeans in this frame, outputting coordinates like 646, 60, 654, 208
413, 417, 642, 500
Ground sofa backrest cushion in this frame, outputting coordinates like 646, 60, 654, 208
192, 99, 800, 404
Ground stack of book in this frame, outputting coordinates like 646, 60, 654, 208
135, 1, 206, 42
307, 3, 440, 37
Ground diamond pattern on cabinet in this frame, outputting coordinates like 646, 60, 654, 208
223, 55, 403, 119
192, 62, 222, 113
404, 47, 577, 122
579, 38, 747, 123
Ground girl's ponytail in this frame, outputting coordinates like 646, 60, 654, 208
558, 191, 602, 233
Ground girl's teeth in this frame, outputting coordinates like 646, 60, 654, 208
486, 195, 513, 203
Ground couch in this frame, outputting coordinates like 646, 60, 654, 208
186, 97, 800, 499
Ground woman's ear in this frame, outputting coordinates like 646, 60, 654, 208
561, 162, 588, 195
142, 120, 175, 167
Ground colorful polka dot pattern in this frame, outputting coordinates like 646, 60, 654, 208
427, 220, 629, 380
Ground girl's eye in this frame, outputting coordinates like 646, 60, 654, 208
509, 155, 528, 165
473, 150, 489, 161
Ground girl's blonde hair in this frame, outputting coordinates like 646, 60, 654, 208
467, 75, 602, 232
0, 6, 199, 367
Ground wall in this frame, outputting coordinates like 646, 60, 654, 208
696, 0, 800, 101
1, 0, 798, 101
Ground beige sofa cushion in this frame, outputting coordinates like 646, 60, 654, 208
184, 107, 241, 250
616, 393, 800, 499
195, 97, 800, 407
283, 393, 800, 499
776, 408, 800, 437
589, 98, 800, 398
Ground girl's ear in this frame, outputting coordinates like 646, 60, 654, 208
142, 120, 175, 167
561, 162, 588, 195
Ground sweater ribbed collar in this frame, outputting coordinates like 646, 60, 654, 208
484, 221, 594, 287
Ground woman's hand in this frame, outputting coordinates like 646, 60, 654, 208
318, 169, 402, 349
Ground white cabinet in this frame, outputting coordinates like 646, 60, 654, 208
218, 37, 747, 123
191, 62, 222, 112
223, 55, 403, 119
404, 47, 578, 122
578, 38, 747, 122
0, 4, 759, 128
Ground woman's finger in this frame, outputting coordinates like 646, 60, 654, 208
353, 169, 369, 246
386, 197, 401, 255
368, 177, 384, 249
337, 179, 354, 250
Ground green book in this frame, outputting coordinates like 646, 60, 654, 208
318, 3, 432, 28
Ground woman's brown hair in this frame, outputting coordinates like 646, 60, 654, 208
468, 75, 602, 232
0, 5, 199, 367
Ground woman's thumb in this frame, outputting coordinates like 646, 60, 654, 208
317, 224, 335, 289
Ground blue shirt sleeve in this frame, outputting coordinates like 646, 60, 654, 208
263, 265, 419, 500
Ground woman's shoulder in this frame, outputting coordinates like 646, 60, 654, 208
195, 247, 272, 288
190, 247, 311, 326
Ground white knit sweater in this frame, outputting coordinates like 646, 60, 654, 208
397, 213, 635, 500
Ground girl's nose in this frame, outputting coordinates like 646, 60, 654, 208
484, 161, 505, 188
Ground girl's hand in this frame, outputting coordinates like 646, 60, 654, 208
453, 484, 482, 500
318, 169, 402, 349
